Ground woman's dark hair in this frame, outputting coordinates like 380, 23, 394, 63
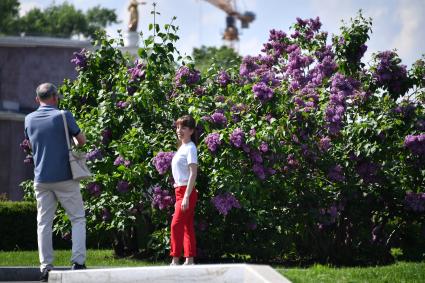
175, 115, 198, 145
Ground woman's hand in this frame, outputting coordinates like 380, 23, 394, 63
181, 195, 189, 211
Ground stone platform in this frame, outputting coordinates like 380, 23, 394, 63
49, 264, 291, 283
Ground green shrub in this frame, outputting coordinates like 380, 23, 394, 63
0, 201, 110, 251
0, 201, 38, 250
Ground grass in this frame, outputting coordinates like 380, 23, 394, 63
278, 262, 425, 283
0, 249, 164, 267
0, 250, 424, 282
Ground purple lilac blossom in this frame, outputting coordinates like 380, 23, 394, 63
309, 17, 322, 31
217, 70, 231, 87
194, 86, 206, 96
252, 163, 266, 180
324, 73, 359, 135
86, 148, 103, 161
152, 186, 175, 210
205, 133, 222, 152
242, 144, 251, 153
128, 59, 146, 81
114, 155, 131, 167
239, 55, 260, 78
287, 154, 299, 168
328, 165, 345, 182
252, 82, 274, 103
230, 103, 247, 114
319, 136, 332, 152
101, 128, 112, 145
296, 17, 307, 27
259, 142, 269, 153
153, 151, 175, 175
230, 128, 245, 148
404, 192, 425, 212
250, 150, 263, 164
21, 139, 33, 163
319, 204, 342, 226
70, 49, 87, 69
86, 182, 102, 197
249, 128, 256, 137
20, 139, 31, 153
101, 208, 111, 221
211, 192, 241, 216
285, 45, 313, 90
115, 101, 129, 109
258, 70, 280, 86
174, 66, 200, 87
231, 114, 241, 123
261, 29, 288, 58
373, 51, 407, 94
416, 119, 425, 131
215, 95, 226, 103
267, 167, 277, 175
394, 103, 416, 118
356, 44, 368, 61
404, 134, 425, 155
201, 115, 213, 123
356, 161, 380, 184
211, 112, 228, 127
117, 180, 130, 193
265, 113, 274, 123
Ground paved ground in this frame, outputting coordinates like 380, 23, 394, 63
0, 267, 68, 282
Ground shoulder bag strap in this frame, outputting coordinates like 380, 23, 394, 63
61, 110, 72, 151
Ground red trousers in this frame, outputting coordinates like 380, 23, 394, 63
170, 186, 198, 257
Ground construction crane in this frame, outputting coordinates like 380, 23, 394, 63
203, 0, 255, 49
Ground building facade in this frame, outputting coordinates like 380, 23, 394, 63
0, 36, 90, 200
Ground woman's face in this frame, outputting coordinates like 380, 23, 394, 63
176, 124, 193, 142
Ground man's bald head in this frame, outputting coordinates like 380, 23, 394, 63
36, 83, 58, 101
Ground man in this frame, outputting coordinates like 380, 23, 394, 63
24, 83, 87, 282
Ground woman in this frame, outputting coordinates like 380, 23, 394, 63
170, 115, 198, 265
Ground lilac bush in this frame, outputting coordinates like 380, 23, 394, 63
35, 10, 425, 264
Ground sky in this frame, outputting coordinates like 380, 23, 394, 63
19, 0, 425, 67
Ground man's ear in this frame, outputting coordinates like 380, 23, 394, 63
35, 96, 40, 104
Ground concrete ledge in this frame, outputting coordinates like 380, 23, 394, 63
49, 264, 291, 283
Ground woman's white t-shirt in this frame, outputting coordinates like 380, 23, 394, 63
171, 141, 198, 187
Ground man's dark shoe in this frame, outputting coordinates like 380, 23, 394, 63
71, 262, 87, 270
40, 268, 50, 282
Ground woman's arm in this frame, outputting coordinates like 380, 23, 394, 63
181, 163, 197, 211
